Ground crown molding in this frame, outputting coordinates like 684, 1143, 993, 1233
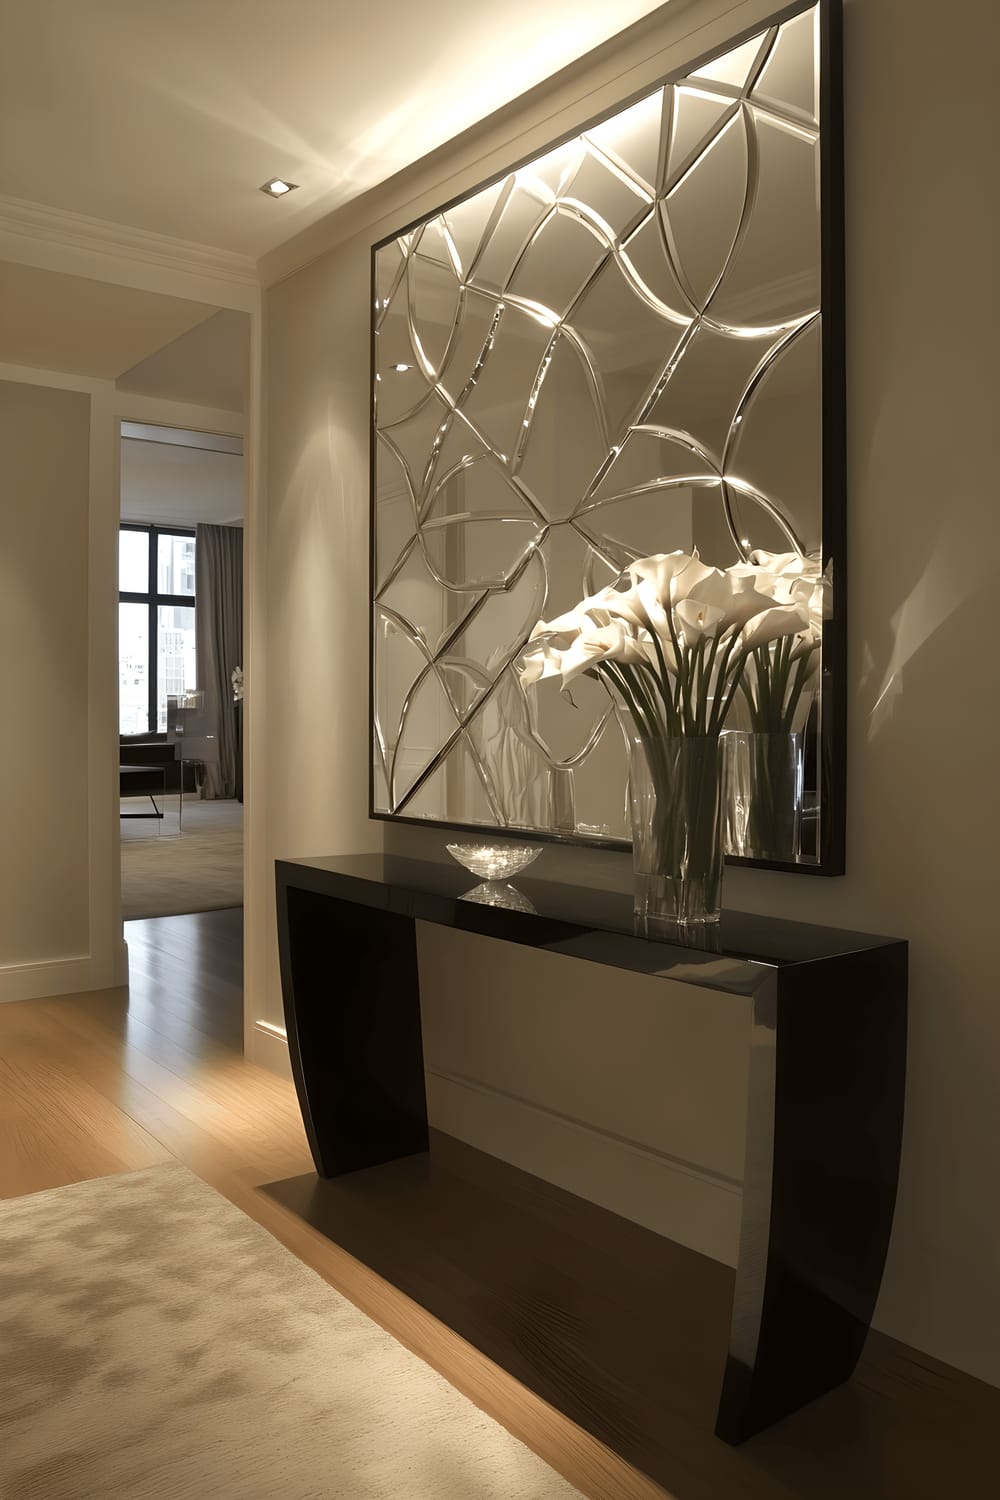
258, 0, 745, 288
0, 193, 258, 290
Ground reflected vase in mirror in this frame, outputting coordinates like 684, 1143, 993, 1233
726, 731, 805, 863
725, 611, 820, 862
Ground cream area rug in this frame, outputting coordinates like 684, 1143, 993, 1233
120, 798, 243, 919
0, 1164, 582, 1500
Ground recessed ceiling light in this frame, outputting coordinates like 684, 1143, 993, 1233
260, 178, 299, 198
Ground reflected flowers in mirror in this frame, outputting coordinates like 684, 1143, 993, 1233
724, 550, 832, 862
518, 550, 811, 924
735, 550, 831, 736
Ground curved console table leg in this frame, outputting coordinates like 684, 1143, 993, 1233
276, 878, 428, 1177
716, 944, 908, 1442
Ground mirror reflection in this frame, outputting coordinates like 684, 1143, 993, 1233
373, 1, 833, 866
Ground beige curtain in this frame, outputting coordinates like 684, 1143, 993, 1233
195, 523, 243, 799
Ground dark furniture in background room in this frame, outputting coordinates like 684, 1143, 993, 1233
118, 741, 200, 796
118, 762, 166, 821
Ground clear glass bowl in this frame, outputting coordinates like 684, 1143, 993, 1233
445, 841, 542, 881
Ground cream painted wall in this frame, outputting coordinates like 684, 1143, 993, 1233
253, 0, 1000, 1384
0, 364, 127, 1003
0, 381, 91, 969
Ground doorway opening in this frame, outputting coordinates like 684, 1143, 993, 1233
118, 422, 244, 920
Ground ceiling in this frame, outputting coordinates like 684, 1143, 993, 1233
121, 434, 244, 526
0, 261, 217, 379
117, 310, 250, 412
0, 0, 668, 259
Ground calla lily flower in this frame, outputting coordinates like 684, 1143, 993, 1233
628, 550, 716, 606
675, 596, 727, 644
683, 570, 780, 634
739, 604, 810, 652
519, 611, 652, 691
558, 621, 649, 686
518, 638, 566, 685
589, 583, 651, 632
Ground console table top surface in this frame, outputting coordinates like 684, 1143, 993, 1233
277, 852, 903, 989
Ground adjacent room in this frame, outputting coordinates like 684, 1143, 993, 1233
118, 419, 245, 921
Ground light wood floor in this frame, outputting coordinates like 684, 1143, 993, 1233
1, 911, 997, 1500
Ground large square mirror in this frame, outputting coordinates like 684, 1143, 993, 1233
371, 0, 844, 871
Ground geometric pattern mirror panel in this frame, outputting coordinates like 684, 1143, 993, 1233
371, 0, 844, 871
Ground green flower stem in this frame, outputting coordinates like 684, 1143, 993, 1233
698, 634, 721, 735
628, 728, 725, 922
661, 596, 689, 715
616, 662, 672, 742
741, 638, 818, 734
715, 647, 750, 732
782, 650, 816, 733
600, 665, 673, 792
706, 632, 744, 736
599, 661, 676, 858
599, 640, 736, 918
648, 629, 679, 724
746, 732, 802, 861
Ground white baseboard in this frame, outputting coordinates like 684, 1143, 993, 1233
247, 1019, 294, 1079
114, 936, 129, 987
0, 954, 95, 1003
238, 1025, 742, 1265
426, 1068, 742, 1267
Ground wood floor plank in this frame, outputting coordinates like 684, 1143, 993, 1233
19, 1002, 309, 1182
0, 1049, 172, 1197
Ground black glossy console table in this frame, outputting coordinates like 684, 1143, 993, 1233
273, 854, 906, 1476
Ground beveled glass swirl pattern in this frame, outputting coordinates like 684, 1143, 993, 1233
373, 2, 827, 859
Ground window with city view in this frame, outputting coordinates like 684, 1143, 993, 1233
119, 525, 197, 736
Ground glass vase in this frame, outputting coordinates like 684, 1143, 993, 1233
725, 731, 804, 863
626, 729, 726, 933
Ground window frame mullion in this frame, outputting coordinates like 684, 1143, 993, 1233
147, 527, 158, 735
118, 522, 197, 738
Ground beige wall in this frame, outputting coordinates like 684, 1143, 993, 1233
0, 381, 91, 968
0, 366, 127, 1004
252, 0, 1000, 1385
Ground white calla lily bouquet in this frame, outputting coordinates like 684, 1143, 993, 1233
519, 549, 814, 739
